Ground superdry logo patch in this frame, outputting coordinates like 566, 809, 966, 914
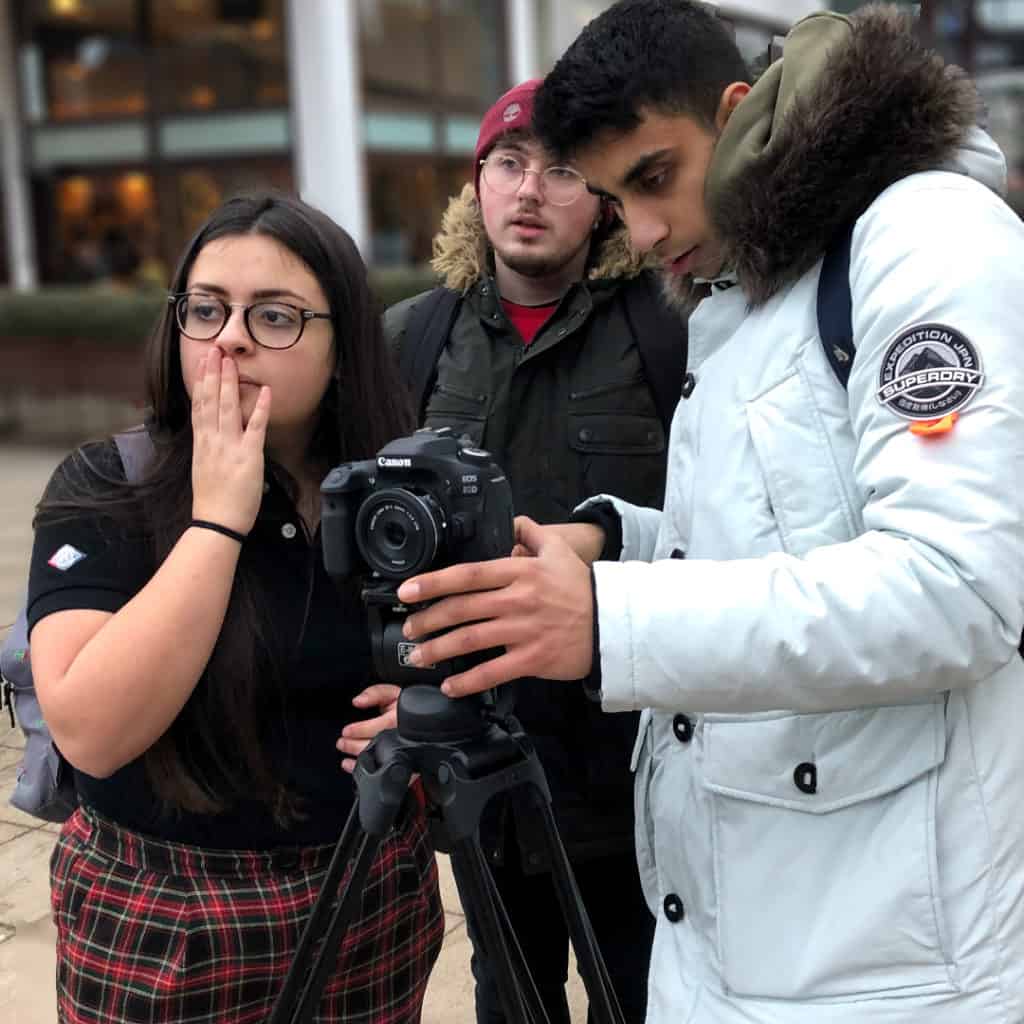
877, 323, 983, 421
47, 544, 87, 571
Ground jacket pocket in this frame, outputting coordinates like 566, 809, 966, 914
569, 412, 666, 506
703, 700, 956, 1001
423, 382, 488, 447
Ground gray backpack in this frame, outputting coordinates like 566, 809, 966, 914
0, 428, 153, 822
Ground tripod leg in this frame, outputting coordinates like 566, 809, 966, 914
267, 800, 388, 1024
451, 838, 551, 1024
530, 793, 625, 1024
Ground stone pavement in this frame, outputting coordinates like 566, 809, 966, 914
0, 443, 586, 1022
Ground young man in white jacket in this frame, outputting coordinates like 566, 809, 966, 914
394, 2, 1024, 1022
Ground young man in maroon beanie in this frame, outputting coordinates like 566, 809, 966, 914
373, 79, 684, 1023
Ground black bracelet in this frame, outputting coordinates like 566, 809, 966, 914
189, 519, 248, 544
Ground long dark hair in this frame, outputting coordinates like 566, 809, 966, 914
41, 192, 414, 817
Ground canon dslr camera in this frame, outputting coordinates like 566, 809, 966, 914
321, 427, 514, 685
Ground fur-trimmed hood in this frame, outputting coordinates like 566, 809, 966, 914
706, 4, 1005, 306
430, 183, 650, 293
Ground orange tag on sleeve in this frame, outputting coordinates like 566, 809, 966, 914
909, 412, 959, 437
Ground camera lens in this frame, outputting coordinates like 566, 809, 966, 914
355, 488, 445, 579
384, 521, 407, 549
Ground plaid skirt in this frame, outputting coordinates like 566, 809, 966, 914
49, 794, 444, 1024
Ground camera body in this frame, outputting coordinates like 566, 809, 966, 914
321, 427, 515, 684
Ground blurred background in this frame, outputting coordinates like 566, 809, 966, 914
0, 0, 1021, 442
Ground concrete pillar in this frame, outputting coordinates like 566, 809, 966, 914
0, 0, 38, 290
286, 0, 368, 255
508, 0, 541, 82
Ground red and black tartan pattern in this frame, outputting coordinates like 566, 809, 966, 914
49, 796, 444, 1023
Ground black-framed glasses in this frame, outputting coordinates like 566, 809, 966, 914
169, 293, 332, 350
479, 153, 588, 206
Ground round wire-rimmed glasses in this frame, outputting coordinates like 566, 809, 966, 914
169, 293, 332, 350
479, 153, 588, 206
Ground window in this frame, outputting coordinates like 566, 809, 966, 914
20, 0, 146, 121
368, 153, 473, 265
359, 0, 434, 96
150, 0, 288, 113
438, 0, 504, 103
43, 168, 158, 286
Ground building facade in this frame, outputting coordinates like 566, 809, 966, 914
1, 1, 1020, 291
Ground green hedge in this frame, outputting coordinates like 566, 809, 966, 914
0, 267, 440, 344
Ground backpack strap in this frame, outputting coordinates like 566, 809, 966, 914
113, 426, 155, 483
620, 273, 688, 434
397, 288, 462, 419
817, 221, 857, 390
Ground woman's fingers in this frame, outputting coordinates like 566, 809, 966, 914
337, 685, 403, 772
190, 346, 265, 535
351, 684, 401, 709
243, 386, 271, 451
191, 350, 213, 432
218, 353, 241, 435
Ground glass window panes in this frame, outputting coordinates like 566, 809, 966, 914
150, 0, 288, 112
170, 159, 293, 257
22, 0, 146, 120
359, 0, 434, 96
439, 0, 504, 102
45, 168, 159, 286
978, 0, 1024, 29
368, 153, 473, 266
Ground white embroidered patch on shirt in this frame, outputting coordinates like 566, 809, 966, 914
47, 544, 87, 571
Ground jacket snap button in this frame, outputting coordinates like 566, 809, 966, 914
794, 762, 817, 794
681, 372, 697, 399
281, 523, 297, 540
663, 894, 684, 923
579, 428, 593, 442
672, 713, 693, 744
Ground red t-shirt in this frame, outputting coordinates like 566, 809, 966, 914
501, 298, 558, 345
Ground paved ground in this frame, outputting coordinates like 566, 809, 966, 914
0, 443, 587, 1022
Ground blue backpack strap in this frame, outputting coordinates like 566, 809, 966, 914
398, 288, 462, 419
817, 221, 857, 390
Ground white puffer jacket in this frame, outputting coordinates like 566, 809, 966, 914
585, 28, 1024, 1024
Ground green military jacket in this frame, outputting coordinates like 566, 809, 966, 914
383, 185, 681, 867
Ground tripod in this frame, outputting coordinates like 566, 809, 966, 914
267, 684, 625, 1024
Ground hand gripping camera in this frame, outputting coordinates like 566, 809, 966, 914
321, 427, 515, 686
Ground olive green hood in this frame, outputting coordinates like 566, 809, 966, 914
706, 4, 986, 305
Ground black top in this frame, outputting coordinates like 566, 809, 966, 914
27, 442, 372, 849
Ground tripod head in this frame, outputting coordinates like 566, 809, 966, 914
354, 684, 533, 844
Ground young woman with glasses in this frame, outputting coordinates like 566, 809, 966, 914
26, 192, 443, 1024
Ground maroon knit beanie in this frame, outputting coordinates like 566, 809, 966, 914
473, 79, 543, 197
